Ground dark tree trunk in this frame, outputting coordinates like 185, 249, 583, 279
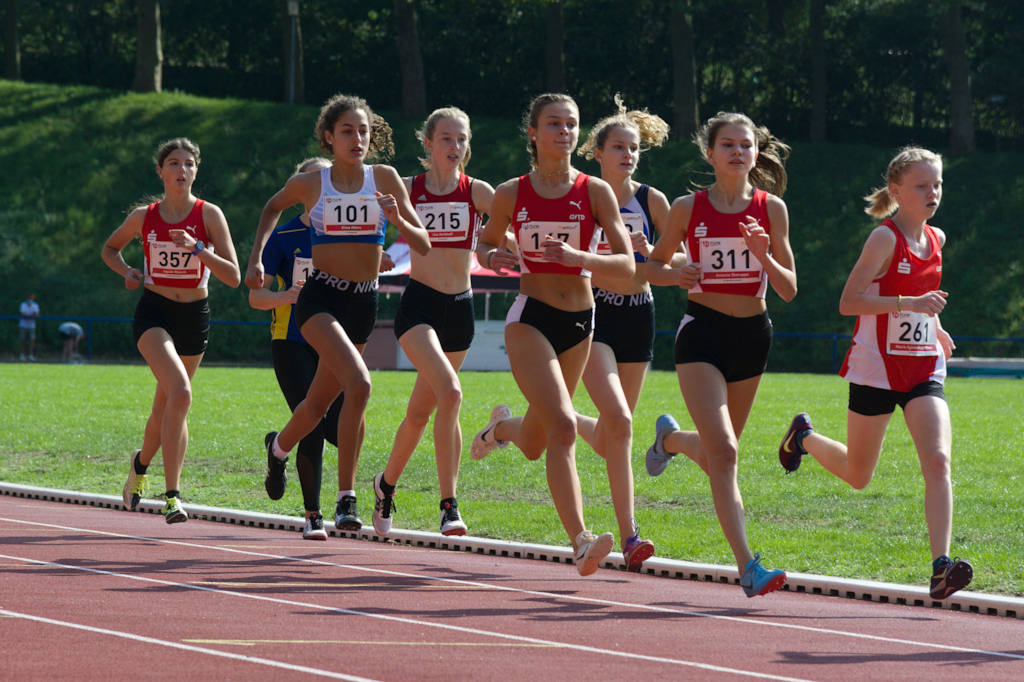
943, 2, 975, 155
3, 0, 19, 80
670, 2, 698, 140
394, 0, 425, 117
281, 0, 305, 104
544, 0, 565, 92
132, 0, 162, 92
809, 0, 827, 142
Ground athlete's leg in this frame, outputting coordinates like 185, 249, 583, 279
579, 342, 635, 542
506, 322, 590, 540
802, 412, 890, 489
903, 394, 953, 559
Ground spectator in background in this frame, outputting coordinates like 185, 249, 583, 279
59, 321, 84, 363
18, 293, 39, 361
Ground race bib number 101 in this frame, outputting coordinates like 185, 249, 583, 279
323, 195, 381, 236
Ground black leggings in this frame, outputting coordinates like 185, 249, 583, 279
272, 340, 344, 512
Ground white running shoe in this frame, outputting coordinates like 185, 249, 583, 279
372, 472, 395, 536
471, 404, 512, 460
303, 513, 328, 541
439, 499, 467, 536
574, 530, 614, 576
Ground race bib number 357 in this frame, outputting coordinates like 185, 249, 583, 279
323, 195, 381, 236
151, 241, 201, 279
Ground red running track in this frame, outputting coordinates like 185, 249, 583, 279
2, 494, 1023, 681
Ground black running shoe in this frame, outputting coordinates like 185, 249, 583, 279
439, 498, 467, 536
779, 413, 813, 473
930, 555, 973, 600
334, 495, 363, 531
264, 431, 287, 500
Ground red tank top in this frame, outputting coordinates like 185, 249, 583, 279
685, 189, 770, 298
512, 172, 599, 276
142, 199, 211, 288
410, 173, 481, 250
840, 220, 945, 392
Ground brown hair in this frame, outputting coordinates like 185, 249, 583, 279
863, 146, 943, 219
522, 93, 578, 168
294, 156, 332, 174
416, 106, 473, 171
153, 137, 200, 167
694, 112, 790, 196
578, 94, 669, 160
314, 93, 394, 160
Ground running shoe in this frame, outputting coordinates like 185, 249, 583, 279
264, 431, 287, 500
471, 404, 512, 460
574, 530, 614, 577
930, 555, 973, 600
622, 534, 655, 572
740, 553, 787, 597
303, 513, 328, 541
162, 496, 188, 524
122, 449, 149, 511
779, 412, 813, 473
334, 495, 363, 531
372, 472, 395, 536
439, 498, 468, 536
645, 414, 680, 476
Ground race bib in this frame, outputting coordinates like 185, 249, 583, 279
151, 241, 201, 280
323, 195, 381, 236
416, 201, 471, 243
699, 237, 762, 284
886, 311, 940, 356
291, 256, 313, 286
596, 212, 644, 255
519, 221, 580, 263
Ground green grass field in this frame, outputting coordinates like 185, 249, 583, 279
1, 363, 1021, 595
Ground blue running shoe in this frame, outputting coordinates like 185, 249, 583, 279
930, 555, 973, 600
740, 553, 787, 597
645, 414, 680, 477
779, 413, 812, 473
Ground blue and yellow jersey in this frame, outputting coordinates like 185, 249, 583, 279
261, 215, 314, 343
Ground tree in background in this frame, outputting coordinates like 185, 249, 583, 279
943, 1, 974, 156
3, 0, 19, 80
809, 0, 826, 142
670, 0, 697, 141
394, 0, 425, 117
281, 0, 305, 104
545, 0, 564, 92
132, 0, 162, 92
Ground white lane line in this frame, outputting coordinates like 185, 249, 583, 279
0, 607, 375, 681
0, 552, 808, 681
5, 516, 1024, 663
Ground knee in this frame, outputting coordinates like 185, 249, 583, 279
704, 439, 739, 471
546, 414, 578, 451
919, 449, 952, 482
435, 382, 463, 415
847, 474, 873, 490
600, 411, 633, 445
345, 376, 372, 406
165, 384, 192, 413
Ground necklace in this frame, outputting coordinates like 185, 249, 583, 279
535, 167, 573, 181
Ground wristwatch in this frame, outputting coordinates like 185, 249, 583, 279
191, 240, 206, 255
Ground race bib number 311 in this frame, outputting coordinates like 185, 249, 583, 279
699, 237, 763, 284
323, 195, 381, 236
886, 311, 940, 356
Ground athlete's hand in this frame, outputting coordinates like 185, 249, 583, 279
375, 191, 399, 224
245, 262, 265, 290
937, 326, 955, 360
678, 263, 701, 290
124, 267, 143, 290
542, 236, 583, 267
282, 280, 304, 305
739, 216, 771, 262
379, 252, 395, 272
486, 248, 518, 275
906, 289, 948, 315
630, 230, 651, 256
169, 228, 198, 252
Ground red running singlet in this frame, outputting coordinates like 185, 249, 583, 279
685, 189, 770, 298
512, 172, 599, 276
142, 199, 211, 289
410, 173, 481, 250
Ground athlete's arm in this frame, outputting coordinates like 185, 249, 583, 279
195, 202, 241, 288
476, 180, 518, 275
550, 177, 633, 278
376, 165, 430, 256
101, 207, 146, 290
748, 194, 797, 302
249, 275, 302, 310
840, 226, 947, 316
646, 194, 700, 289
247, 173, 316, 290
